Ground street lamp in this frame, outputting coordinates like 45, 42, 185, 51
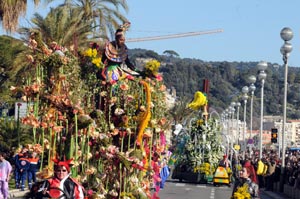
236, 102, 241, 145
248, 75, 256, 139
257, 61, 268, 159
229, 103, 236, 163
248, 75, 256, 158
224, 109, 230, 156
242, 86, 249, 159
280, 27, 293, 192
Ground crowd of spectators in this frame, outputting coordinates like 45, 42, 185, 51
232, 148, 300, 192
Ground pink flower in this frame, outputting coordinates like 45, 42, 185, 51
155, 74, 163, 81
87, 189, 93, 196
126, 74, 135, 80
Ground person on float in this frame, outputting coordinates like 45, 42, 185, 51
38, 158, 84, 199
219, 154, 230, 168
101, 22, 140, 84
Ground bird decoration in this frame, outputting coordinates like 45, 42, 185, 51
187, 91, 207, 111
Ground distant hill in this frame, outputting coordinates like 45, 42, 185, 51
129, 48, 300, 129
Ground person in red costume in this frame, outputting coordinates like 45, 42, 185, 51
243, 160, 259, 185
37, 159, 84, 199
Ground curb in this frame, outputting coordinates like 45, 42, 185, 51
261, 190, 291, 199
9, 188, 30, 199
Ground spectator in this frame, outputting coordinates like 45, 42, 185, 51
13, 147, 28, 189
243, 160, 258, 185
16, 152, 30, 191
0, 152, 12, 199
264, 157, 276, 191
27, 152, 40, 189
232, 166, 259, 199
160, 158, 170, 189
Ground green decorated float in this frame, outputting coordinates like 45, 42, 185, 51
171, 91, 225, 184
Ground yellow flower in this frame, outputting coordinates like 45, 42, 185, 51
83, 48, 93, 57
145, 59, 161, 75
92, 49, 97, 57
232, 184, 251, 199
92, 57, 103, 68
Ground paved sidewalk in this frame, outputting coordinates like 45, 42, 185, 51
260, 189, 292, 199
9, 188, 30, 199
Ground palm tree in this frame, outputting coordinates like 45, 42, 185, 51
169, 96, 196, 125
18, 5, 94, 49
67, 0, 129, 40
0, 0, 54, 33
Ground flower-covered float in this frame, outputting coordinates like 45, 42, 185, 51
11, 31, 172, 199
171, 91, 225, 183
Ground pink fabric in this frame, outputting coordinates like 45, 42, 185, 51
0, 159, 12, 198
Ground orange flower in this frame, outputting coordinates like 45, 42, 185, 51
73, 109, 79, 114
31, 83, 40, 93
109, 97, 117, 104
111, 128, 119, 136
42, 46, 52, 56
26, 55, 34, 63
40, 122, 48, 129
52, 125, 64, 133
28, 39, 37, 49
159, 117, 167, 126
159, 84, 166, 91
119, 83, 129, 91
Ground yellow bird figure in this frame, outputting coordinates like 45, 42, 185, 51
187, 91, 207, 111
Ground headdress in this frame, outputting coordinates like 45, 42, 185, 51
53, 158, 73, 173
115, 22, 131, 37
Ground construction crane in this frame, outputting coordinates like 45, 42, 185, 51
126, 29, 223, 42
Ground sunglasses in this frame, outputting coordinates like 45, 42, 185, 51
56, 169, 67, 172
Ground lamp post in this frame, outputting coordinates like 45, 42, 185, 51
242, 86, 249, 159
248, 76, 256, 157
280, 27, 293, 192
248, 76, 256, 139
257, 61, 268, 159
225, 109, 230, 156
236, 102, 241, 145
230, 103, 235, 163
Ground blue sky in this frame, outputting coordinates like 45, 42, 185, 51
1, 0, 300, 67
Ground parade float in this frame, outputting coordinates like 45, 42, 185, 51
11, 31, 171, 199
171, 90, 224, 184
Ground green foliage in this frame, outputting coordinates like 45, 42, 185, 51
0, 117, 32, 151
